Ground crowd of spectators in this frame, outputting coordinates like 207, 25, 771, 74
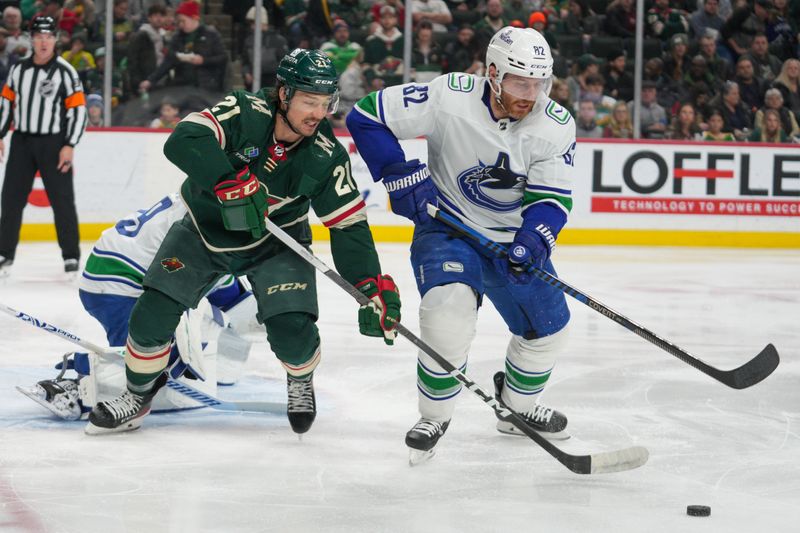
0, 0, 797, 141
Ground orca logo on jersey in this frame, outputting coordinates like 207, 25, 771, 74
456, 152, 526, 212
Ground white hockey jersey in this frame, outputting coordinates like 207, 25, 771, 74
355, 73, 576, 243
79, 194, 188, 296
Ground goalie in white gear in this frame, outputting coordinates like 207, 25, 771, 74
18, 194, 262, 421
347, 27, 576, 462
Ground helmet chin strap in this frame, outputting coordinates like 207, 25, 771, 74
489, 76, 510, 116
278, 100, 303, 137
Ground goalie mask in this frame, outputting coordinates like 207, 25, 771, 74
486, 27, 553, 102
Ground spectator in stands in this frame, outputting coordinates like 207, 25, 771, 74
720, 0, 770, 61
765, 0, 797, 61
550, 78, 573, 115
630, 80, 668, 138
748, 108, 790, 142
443, 23, 481, 74
558, 0, 595, 36
567, 53, 600, 104
333, 0, 370, 35
743, 33, 782, 83
473, 0, 506, 47
60, 31, 93, 78
698, 34, 731, 81
305, 0, 336, 45
86, 47, 123, 105
126, 3, 167, 97
149, 97, 180, 129
703, 109, 735, 140
603, 101, 634, 139
663, 33, 691, 84
603, 49, 633, 102
334, 48, 367, 125
504, 0, 528, 23
716, 80, 754, 139
139, 1, 227, 96
604, 0, 636, 38
682, 55, 721, 101
690, 81, 713, 123
86, 92, 103, 126
733, 56, 765, 111
370, 0, 405, 31
755, 87, 800, 137
0, 28, 13, 84
527, 11, 557, 51
579, 74, 616, 123
322, 20, 361, 75
64, 1, 96, 33
774, 58, 800, 120
667, 102, 703, 140
689, 0, 725, 41
647, 0, 689, 42
242, 6, 288, 90
3, 6, 31, 58
410, 19, 443, 82
575, 98, 603, 138
412, 0, 452, 34
95, 0, 134, 63
35, 0, 80, 36
363, 5, 404, 89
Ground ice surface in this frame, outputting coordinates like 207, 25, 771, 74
0, 242, 798, 532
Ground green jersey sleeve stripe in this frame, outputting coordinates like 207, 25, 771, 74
353, 92, 382, 123
522, 191, 573, 212
84, 254, 145, 285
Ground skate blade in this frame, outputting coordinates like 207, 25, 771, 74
84, 417, 145, 436
496, 420, 571, 441
15, 385, 81, 421
408, 447, 437, 466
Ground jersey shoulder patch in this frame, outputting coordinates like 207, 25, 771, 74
544, 100, 571, 125
445, 72, 476, 93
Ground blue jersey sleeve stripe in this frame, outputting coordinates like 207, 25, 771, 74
377, 89, 386, 124
345, 107, 405, 181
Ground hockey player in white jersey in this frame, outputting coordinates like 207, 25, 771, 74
346, 27, 576, 462
18, 193, 260, 421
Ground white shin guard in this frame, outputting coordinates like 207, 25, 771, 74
501, 326, 570, 413
417, 283, 478, 422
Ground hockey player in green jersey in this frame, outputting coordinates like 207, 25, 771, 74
86, 49, 401, 436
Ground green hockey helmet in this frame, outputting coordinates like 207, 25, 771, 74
276, 48, 339, 112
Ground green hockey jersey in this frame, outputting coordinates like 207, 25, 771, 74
163, 89, 381, 285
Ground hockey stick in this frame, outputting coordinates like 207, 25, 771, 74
427, 204, 780, 390
264, 218, 648, 474
0, 302, 284, 414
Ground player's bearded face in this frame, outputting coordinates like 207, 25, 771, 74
285, 90, 336, 137
497, 74, 545, 119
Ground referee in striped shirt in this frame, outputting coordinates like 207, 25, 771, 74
0, 15, 87, 275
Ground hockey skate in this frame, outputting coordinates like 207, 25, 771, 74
493, 372, 569, 440
405, 418, 450, 466
85, 373, 167, 435
287, 375, 316, 435
16, 378, 84, 420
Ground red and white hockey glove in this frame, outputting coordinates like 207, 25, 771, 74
355, 274, 401, 345
214, 167, 269, 239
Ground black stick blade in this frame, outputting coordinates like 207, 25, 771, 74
723, 344, 780, 390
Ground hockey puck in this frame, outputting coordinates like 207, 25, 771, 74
687, 505, 711, 517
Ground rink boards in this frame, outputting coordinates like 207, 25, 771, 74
3, 129, 798, 248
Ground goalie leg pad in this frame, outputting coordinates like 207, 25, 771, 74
417, 283, 478, 422
501, 326, 569, 412
265, 312, 321, 379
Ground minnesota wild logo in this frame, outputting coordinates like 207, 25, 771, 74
160, 257, 185, 273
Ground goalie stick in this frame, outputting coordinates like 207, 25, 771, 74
264, 217, 648, 475
0, 302, 284, 414
426, 204, 780, 390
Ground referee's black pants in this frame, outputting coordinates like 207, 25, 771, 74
0, 132, 80, 261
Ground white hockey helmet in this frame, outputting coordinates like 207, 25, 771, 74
486, 27, 553, 101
